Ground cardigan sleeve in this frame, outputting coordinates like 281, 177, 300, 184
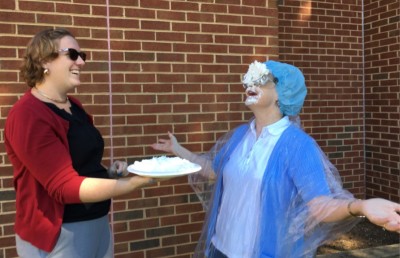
289, 135, 331, 203
5, 101, 85, 204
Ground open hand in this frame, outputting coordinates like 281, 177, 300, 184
361, 198, 400, 233
151, 132, 179, 155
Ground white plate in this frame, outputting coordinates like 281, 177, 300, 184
127, 163, 202, 178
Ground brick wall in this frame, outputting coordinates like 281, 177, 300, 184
277, 0, 366, 196
364, 0, 400, 202
0, 0, 399, 257
276, 0, 399, 206
0, 1, 278, 257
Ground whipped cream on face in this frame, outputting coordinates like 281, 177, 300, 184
245, 86, 263, 106
242, 61, 272, 88
242, 61, 273, 106
131, 156, 199, 173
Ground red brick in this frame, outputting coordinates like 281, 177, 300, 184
187, 12, 214, 23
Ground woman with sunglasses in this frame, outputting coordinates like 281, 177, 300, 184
152, 61, 400, 257
4, 28, 156, 258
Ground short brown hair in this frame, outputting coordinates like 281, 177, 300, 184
20, 28, 75, 87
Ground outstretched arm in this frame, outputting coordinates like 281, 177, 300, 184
309, 196, 400, 233
79, 176, 154, 203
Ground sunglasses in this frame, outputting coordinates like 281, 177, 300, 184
58, 48, 87, 62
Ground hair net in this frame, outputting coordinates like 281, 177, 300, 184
265, 60, 307, 116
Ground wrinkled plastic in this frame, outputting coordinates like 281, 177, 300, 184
187, 117, 361, 258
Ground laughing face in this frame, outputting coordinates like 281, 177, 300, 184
44, 36, 85, 91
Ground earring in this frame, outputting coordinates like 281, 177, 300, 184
275, 100, 280, 108
44, 68, 49, 75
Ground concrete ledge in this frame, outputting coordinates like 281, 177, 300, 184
316, 243, 400, 258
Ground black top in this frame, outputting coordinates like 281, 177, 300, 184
45, 101, 110, 223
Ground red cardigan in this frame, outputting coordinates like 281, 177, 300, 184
5, 90, 87, 252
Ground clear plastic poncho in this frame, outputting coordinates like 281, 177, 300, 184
186, 116, 361, 258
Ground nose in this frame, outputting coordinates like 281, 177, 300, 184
76, 56, 85, 65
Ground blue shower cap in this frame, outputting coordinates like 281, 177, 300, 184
265, 61, 307, 116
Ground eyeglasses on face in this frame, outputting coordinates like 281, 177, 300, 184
242, 75, 279, 89
58, 48, 87, 62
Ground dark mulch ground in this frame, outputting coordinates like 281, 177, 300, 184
317, 219, 400, 255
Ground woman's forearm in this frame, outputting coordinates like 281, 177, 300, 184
309, 197, 357, 223
173, 143, 197, 161
310, 197, 400, 233
79, 176, 151, 203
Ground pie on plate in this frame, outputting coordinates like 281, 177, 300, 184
127, 156, 201, 178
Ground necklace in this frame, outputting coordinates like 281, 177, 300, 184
34, 87, 69, 104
